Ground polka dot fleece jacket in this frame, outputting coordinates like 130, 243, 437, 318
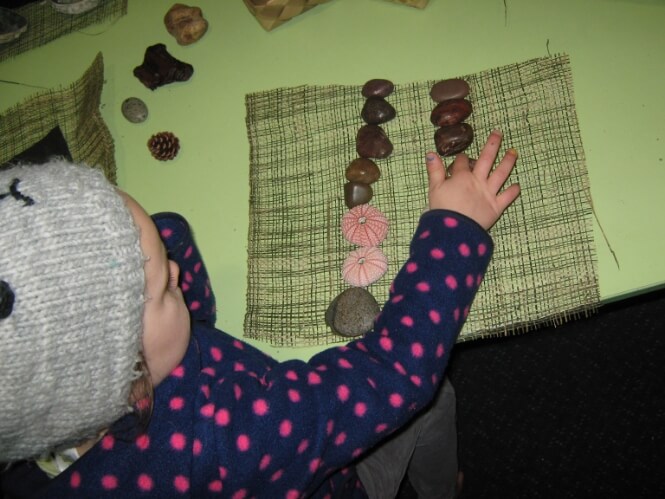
44, 209, 493, 498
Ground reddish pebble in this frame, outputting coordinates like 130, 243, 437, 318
356, 124, 393, 159
434, 123, 474, 157
430, 98, 473, 127
361, 79, 394, 98
345, 158, 381, 184
430, 78, 470, 102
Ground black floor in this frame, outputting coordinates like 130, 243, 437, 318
433, 288, 665, 499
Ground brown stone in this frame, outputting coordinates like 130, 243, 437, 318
344, 182, 373, 208
430, 78, 470, 102
361, 97, 396, 125
434, 123, 474, 157
164, 4, 209, 46
430, 98, 473, 127
356, 125, 393, 159
361, 79, 394, 98
345, 158, 381, 184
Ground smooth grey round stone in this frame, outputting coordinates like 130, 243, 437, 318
356, 124, 393, 159
326, 287, 380, 337
121, 97, 148, 123
344, 181, 373, 208
361, 78, 394, 98
361, 97, 396, 125
430, 78, 470, 103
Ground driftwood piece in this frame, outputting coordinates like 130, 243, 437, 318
133, 43, 193, 90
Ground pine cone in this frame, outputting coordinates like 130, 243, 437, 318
148, 131, 180, 161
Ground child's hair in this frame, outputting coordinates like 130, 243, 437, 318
129, 353, 154, 428
0, 160, 147, 462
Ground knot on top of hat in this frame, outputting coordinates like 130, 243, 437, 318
0, 178, 35, 207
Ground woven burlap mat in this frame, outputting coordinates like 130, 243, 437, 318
244, 54, 599, 347
0, 52, 115, 182
0, 0, 127, 63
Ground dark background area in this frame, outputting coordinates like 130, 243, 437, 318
0, 1, 39, 8
444, 288, 665, 498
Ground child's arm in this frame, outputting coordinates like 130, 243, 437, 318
206, 130, 520, 492
40, 131, 520, 498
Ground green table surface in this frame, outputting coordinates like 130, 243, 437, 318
2, 0, 664, 360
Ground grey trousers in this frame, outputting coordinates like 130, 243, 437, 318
356, 378, 458, 499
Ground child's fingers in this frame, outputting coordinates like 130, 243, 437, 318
425, 152, 446, 189
474, 129, 503, 179
448, 153, 470, 176
488, 148, 518, 194
496, 183, 521, 213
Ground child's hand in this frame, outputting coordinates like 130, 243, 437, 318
425, 129, 521, 230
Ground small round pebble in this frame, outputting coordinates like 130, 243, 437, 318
361, 79, 394, 98
121, 97, 148, 123
345, 158, 381, 184
344, 181, 373, 209
430, 78, 470, 103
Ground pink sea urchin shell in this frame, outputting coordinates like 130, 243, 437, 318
341, 204, 389, 247
342, 246, 388, 287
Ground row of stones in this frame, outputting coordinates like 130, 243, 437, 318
429, 78, 475, 158
327, 78, 475, 338
345, 78, 396, 208
326, 79, 397, 338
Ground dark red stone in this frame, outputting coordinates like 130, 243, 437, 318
361, 97, 396, 125
430, 78, 470, 102
361, 79, 394, 98
430, 98, 473, 127
434, 123, 474, 157
356, 125, 393, 159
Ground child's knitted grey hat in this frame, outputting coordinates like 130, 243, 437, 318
0, 160, 145, 462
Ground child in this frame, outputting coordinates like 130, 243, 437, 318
0, 130, 519, 498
